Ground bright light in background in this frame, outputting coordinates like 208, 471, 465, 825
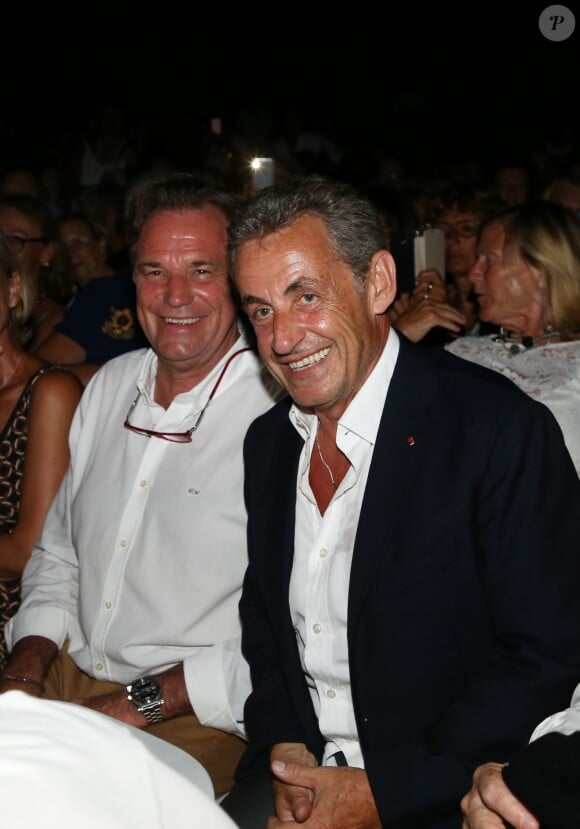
249, 157, 275, 189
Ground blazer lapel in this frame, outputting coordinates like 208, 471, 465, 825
348, 341, 445, 625
260, 418, 303, 611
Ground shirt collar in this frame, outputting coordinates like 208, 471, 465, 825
136, 326, 252, 406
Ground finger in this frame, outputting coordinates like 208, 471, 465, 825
272, 762, 315, 822
267, 817, 296, 829
416, 268, 443, 284
271, 759, 315, 788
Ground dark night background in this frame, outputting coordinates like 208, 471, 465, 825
3, 5, 579, 179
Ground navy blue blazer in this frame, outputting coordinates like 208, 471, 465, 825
237, 335, 580, 828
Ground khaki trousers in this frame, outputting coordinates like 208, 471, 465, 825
44, 645, 246, 798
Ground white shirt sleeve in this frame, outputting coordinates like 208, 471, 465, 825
5, 345, 279, 737
529, 681, 580, 741
183, 637, 251, 738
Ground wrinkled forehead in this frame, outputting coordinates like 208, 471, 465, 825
137, 206, 229, 253
233, 216, 335, 279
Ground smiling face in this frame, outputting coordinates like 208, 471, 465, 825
469, 221, 546, 335
133, 205, 239, 380
233, 215, 395, 419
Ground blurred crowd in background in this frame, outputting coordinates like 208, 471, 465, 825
1, 100, 579, 280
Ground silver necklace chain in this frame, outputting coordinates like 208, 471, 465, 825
315, 435, 337, 490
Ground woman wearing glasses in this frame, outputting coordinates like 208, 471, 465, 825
0, 230, 82, 669
447, 200, 580, 476
0, 193, 75, 352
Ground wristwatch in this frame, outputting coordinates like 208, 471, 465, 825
126, 675, 165, 724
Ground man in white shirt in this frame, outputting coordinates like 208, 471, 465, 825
221, 175, 580, 828
0, 173, 282, 799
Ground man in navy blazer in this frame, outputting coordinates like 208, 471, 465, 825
222, 176, 580, 829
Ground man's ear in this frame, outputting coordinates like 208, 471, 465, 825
369, 250, 397, 314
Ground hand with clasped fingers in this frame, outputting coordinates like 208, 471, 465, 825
267, 742, 381, 828
460, 762, 539, 829
388, 268, 466, 343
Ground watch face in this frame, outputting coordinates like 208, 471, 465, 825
130, 676, 161, 704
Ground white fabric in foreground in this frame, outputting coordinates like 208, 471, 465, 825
530, 680, 580, 742
0, 691, 238, 829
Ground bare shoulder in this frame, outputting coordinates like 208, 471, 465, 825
29, 366, 84, 407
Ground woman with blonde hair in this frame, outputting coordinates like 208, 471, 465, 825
0, 230, 82, 669
447, 200, 580, 474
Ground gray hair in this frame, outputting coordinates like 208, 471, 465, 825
227, 175, 384, 290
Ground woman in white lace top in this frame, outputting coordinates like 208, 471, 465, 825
446, 200, 580, 475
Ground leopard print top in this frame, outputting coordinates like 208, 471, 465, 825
0, 365, 75, 669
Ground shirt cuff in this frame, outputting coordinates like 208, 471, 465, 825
182, 640, 250, 739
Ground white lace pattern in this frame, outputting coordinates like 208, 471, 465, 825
446, 336, 580, 476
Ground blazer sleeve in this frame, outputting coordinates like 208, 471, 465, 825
360, 398, 580, 827
502, 731, 580, 829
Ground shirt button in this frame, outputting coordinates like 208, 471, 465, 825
120, 539, 128, 548
105, 602, 112, 609
326, 689, 336, 699
312, 623, 322, 634
139, 480, 147, 488
319, 548, 328, 558
95, 662, 104, 671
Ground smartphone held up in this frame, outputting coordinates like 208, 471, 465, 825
250, 157, 275, 190
390, 227, 446, 295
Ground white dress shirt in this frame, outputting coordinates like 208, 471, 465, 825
5, 332, 282, 736
530, 681, 580, 741
289, 329, 400, 767
0, 691, 237, 829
